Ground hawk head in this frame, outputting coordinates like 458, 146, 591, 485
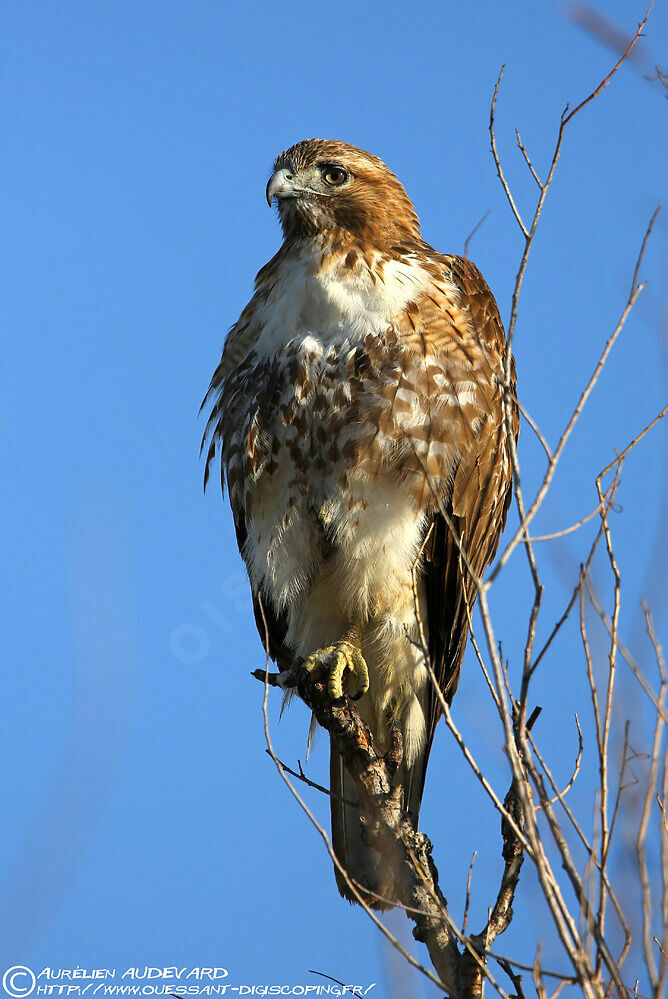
266, 139, 421, 248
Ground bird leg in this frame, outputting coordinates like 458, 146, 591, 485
302, 619, 369, 701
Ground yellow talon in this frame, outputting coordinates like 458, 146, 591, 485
303, 629, 369, 702
328, 640, 369, 700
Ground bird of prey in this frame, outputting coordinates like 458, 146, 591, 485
202, 138, 518, 907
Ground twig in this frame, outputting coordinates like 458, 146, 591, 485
534, 714, 583, 809
585, 579, 668, 723
462, 851, 478, 935
262, 751, 356, 805
636, 604, 667, 992
464, 209, 492, 259
488, 185, 659, 586
563, 3, 654, 125
489, 68, 529, 239
490, 257, 649, 583
518, 400, 553, 461
515, 128, 544, 189
497, 956, 528, 999
527, 502, 607, 543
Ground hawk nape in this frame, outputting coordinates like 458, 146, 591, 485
202, 139, 518, 909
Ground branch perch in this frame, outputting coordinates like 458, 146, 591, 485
253, 664, 526, 999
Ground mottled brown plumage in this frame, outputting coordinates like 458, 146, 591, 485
202, 139, 519, 908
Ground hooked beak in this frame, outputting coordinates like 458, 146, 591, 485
266, 167, 298, 207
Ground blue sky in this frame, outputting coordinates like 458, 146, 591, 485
1, 2, 666, 996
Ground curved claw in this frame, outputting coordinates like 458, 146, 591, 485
303, 639, 369, 702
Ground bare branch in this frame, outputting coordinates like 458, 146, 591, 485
636, 605, 667, 992
518, 399, 554, 461
255, 601, 450, 994
489, 67, 529, 239
563, 3, 654, 123
527, 502, 607, 543
535, 714, 584, 808
491, 209, 656, 582
515, 128, 544, 189
462, 851, 478, 935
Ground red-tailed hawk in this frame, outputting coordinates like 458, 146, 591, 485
202, 139, 518, 907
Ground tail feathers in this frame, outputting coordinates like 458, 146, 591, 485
329, 741, 425, 909
401, 742, 428, 829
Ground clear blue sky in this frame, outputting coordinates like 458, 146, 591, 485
1, 2, 666, 995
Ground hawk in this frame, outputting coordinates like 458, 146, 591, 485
202, 139, 518, 907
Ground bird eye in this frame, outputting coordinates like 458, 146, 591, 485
322, 165, 348, 186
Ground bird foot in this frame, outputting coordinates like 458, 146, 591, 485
302, 637, 369, 702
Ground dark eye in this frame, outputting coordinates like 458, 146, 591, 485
322, 165, 348, 186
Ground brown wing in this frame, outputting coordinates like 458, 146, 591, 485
200, 287, 295, 677
416, 253, 518, 803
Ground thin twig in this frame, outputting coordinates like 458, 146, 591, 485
497, 956, 529, 999
518, 399, 553, 461
489, 206, 659, 585
462, 850, 478, 935
563, 3, 654, 125
489, 67, 529, 239
491, 273, 647, 583
515, 128, 544, 189
263, 751, 355, 806
527, 502, 607, 542
464, 209, 492, 259
636, 604, 667, 992
534, 714, 584, 808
